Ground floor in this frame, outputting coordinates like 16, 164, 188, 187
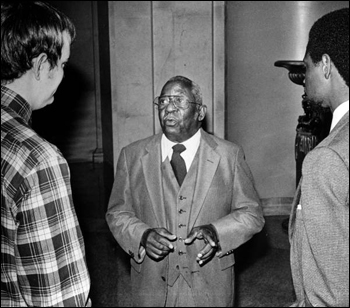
70, 162, 295, 307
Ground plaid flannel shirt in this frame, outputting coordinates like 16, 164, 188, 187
1, 86, 91, 306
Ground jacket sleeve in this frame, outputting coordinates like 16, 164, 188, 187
212, 146, 265, 257
105, 147, 150, 263
298, 147, 349, 307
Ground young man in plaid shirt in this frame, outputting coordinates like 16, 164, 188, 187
1, 1, 91, 306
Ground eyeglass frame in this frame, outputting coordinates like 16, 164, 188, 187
153, 95, 202, 110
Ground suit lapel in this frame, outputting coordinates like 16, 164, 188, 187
189, 131, 220, 229
141, 134, 167, 227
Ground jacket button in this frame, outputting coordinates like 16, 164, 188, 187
161, 276, 166, 281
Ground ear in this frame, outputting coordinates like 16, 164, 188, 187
197, 104, 207, 121
321, 54, 332, 79
32, 53, 49, 80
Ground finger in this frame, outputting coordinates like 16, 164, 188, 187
149, 235, 173, 251
184, 229, 199, 244
158, 237, 175, 250
157, 228, 177, 241
196, 243, 214, 261
147, 240, 173, 259
147, 248, 169, 261
202, 233, 217, 248
149, 244, 171, 256
196, 245, 216, 266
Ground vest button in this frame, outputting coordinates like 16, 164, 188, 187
176, 265, 180, 270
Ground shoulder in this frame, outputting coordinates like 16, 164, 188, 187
2, 116, 65, 174
309, 121, 349, 168
123, 134, 161, 152
201, 130, 243, 155
329, 120, 349, 156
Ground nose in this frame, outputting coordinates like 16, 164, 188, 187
164, 100, 178, 112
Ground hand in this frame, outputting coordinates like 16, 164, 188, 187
184, 224, 220, 266
141, 228, 177, 261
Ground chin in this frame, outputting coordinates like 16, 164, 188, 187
47, 97, 55, 105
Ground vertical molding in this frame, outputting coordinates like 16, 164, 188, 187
212, 2, 215, 135
212, 1, 225, 138
109, 2, 154, 169
151, 1, 156, 135
92, 1, 103, 163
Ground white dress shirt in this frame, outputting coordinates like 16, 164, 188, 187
161, 129, 201, 172
330, 100, 349, 132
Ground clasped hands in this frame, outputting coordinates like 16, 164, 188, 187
140, 224, 220, 265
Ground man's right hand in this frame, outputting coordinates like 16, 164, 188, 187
140, 228, 177, 261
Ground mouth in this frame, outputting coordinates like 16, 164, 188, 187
164, 117, 178, 126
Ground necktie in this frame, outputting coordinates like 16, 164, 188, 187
171, 144, 187, 186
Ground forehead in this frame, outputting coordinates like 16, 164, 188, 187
161, 81, 191, 96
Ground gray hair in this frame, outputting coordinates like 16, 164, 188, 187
163, 76, 203, 105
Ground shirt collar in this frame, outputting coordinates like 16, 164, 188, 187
330, 100, 349, 132
1, 85, 32, 125
161, 129, 201, 165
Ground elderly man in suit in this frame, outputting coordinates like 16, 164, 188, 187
106, 75, 264, 307
289, 8, 349, 307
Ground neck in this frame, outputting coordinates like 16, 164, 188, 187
328, 68, 349, 113
4, 74, 36, 108
329, 88, 349, 113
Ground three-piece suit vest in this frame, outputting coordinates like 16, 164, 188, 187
161, 150, 200, 287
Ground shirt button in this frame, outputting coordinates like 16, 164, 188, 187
176, 265, 180, 270
179, 196, 187, 200
178, 209, 186, 214
178, 224, 186, 228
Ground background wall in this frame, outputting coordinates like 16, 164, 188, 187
108, 1, 225, 167
226, 1, 349, 214
33, 1, 349, 215
33, 1, 102, 163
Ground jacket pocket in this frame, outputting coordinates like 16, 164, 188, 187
219, 253, 235, 270
131, 258, 142, 273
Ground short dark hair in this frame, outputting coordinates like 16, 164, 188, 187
163, 76, 203, 105
1, 1, 76, 84
306, 8, 349, 87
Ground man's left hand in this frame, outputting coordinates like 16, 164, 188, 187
184, 224, 220, 266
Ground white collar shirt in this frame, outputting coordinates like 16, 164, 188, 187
161, 129, 201, 171
330, 100, 349, 132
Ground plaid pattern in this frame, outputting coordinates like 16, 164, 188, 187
1, 86, 91, 307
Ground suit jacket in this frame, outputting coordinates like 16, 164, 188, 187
289, 112, 349, 307
106, 129, 264, 307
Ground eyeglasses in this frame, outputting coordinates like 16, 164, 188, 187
153, 95, 201, 110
